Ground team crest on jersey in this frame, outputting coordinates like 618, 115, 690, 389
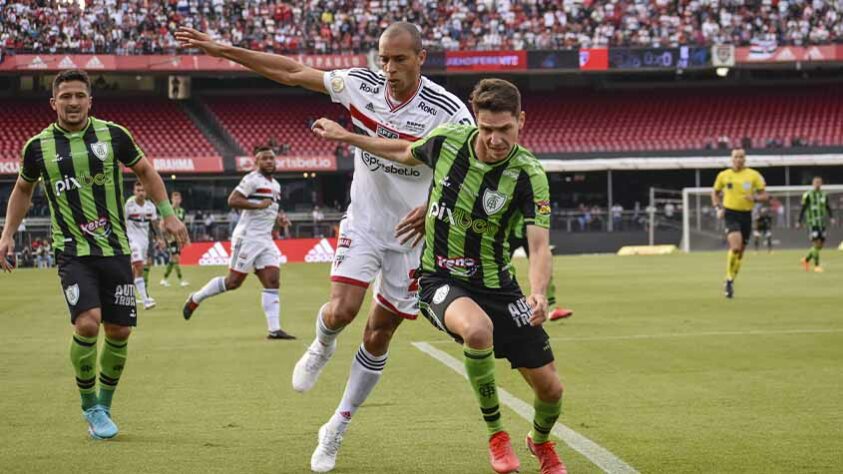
65, 284, 80, 306
482, 189, 508, 215
742, 181, 751, 190
91, 142, 109, 161
330, 76, 345, 93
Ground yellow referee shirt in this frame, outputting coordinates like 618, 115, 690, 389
713, 168, 766, 212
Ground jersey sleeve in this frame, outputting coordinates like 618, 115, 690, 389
110, 123, 145, 166
323, 68, 381, 110
234, 174, 255, 198
753, 170, 766, 192
515, 162, 551, 229
713, 171, 725, 191
409, 124, 455, 168
452, 103, 475, 126
19, 137, 40, 183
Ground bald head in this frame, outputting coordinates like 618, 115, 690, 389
381, 22, 422, 54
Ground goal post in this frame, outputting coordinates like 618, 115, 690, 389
681, 185, 843, 252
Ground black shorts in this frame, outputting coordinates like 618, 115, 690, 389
809, 226, 827, 242
418, 274, 554, 369
167, 240, 181, 256
507, 235, 528, 258
57, 252, 137, 327
724, 209, 752, 244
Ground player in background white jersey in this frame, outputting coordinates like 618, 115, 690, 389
182, 147, 296, 340
125, 181, 158, 310
177, 23, 474, 472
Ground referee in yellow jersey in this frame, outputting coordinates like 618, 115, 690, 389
711, 149, 769, 298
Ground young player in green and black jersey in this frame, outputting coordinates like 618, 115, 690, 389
160, 191, 190, 287
799, 176, 835, 273
752, 204, 773, 253
0, 69, 188, 440
312, 78, 566, 474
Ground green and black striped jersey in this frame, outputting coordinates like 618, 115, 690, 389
410, 124, 551, 290
174, 206, 187, 222
800, 189, 833, 228
19, 117, 144, 257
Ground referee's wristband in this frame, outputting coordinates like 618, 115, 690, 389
157, 200, 176, 219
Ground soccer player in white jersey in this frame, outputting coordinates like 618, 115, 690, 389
125, 181, 158, 310
178, 22, 474, 472
182, 147, 295, 340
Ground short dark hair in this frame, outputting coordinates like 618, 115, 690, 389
382, 22, 423, 53
53, 69, 91, 95
253, 145, 275, 155
133, 181, 144, 188
469, 79, 521, 117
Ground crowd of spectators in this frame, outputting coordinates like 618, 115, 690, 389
2, 0, 842, 56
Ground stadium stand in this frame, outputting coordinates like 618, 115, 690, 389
0, 97, 218, 161
2, 0, 842, 55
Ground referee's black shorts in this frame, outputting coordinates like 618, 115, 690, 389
724, 209, 753, 245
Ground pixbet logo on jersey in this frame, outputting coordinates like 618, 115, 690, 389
54, 172, 113, 196
427, 201, 501, 235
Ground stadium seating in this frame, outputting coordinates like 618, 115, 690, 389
202, 96, 346, 156
520, 85, 843, 154
0, 98, 217, 161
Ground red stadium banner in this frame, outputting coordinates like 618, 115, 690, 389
445, 51, 527, 71
0, 157, 21, 175
119, 156, 223, 174
579, 48, 609, 71
0, 54, 367, 72
180, 238, 338, 266
735, 45, 840, 63
236, 155, 337, 172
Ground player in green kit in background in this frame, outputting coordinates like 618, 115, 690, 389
313, 78, 566, 474
160, 191, 189, 287
0, 69, 188, 439
798, 176, 835, 273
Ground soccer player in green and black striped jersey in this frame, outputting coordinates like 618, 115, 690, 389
160, 191, 190, 287
312, 78, 566, 474
799, 176, 835, 273
0, 69, 188, 440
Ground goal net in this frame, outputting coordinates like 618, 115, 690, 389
681, 185, 843, 252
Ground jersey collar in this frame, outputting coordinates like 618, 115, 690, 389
385, 76, 422, 113
53, 117, 92, 137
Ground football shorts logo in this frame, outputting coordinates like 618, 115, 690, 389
432, 284, 450, 304
330, 76, 345, 93
91, 142, 109, 161
65, 284, 80, 306
482, 189, 507, 215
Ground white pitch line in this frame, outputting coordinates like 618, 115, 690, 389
412, 342, 638, 474
421, 327, 843, 345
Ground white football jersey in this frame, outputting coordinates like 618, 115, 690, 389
124, 196, 157, 245
232, 171, 281, 240
323, 68, 474, 249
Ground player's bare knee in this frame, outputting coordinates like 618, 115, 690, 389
224, 274, 245, 290
74, 311, 100, 337
538, 379, 564, 403
461, 323, 493, 349
104, 324, 131, 341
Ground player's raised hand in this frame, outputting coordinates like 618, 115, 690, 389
175, 27, 225, 57
311, 118, 349, 142
162, 216, 189, 247
0, 237, 16, 273
527, 293, 548, 327
395, 205, 426, 247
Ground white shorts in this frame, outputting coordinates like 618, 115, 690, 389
130, 239, 149, 263
330, 219, 420, 319
229, 237, 281, 274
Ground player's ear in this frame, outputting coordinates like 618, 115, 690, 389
49, 97, 57, 112
518, 111, 526, 131
418, 49, 427, 66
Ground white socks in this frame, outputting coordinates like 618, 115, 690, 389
262, 289, 281, 332
316, 304, 343, 347
333, 344, 387, 425
134, 277, 150, 304
193, 276, 226, 303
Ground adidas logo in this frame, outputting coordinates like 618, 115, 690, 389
58, 56, 77, 69
85, 56, 105, 69
366, 102, 375, 112
305, 239, 335, 263
199, 242, 229, 266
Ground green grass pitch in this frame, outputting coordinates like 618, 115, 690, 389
1, 249, 841, 473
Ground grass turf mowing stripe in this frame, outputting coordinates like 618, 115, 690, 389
412, 341, 639, 474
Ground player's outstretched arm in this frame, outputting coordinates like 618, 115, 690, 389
525, 225, 552, 326
131, 157, 188, 246
228, 190, 272, 210
175, 27, 326, 94
0, 178, 36, 272
311, 118, 420, 166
